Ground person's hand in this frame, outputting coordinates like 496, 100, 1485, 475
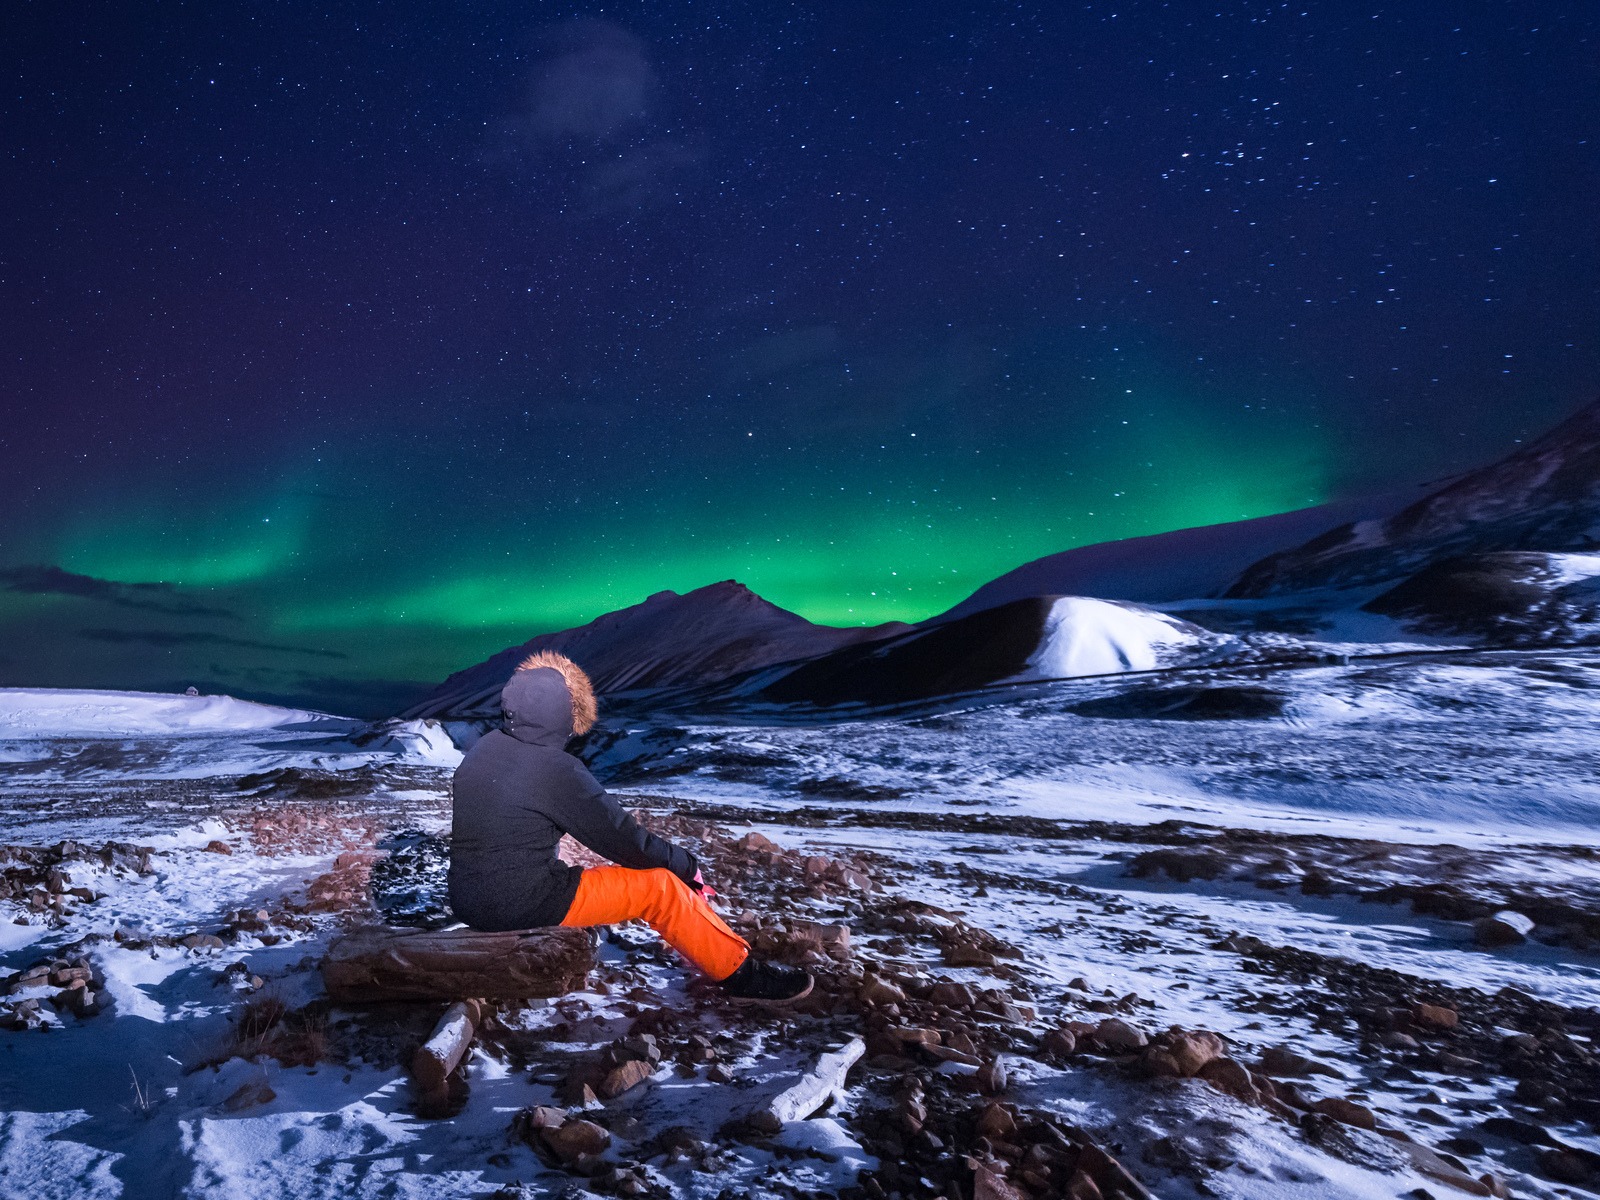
693, 868, 718, 898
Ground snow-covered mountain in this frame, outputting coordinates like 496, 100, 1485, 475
736, 595, 1240, 708
399, 581, 908, 720
1229, 397, 1600, 597
937, 492, 1403, 618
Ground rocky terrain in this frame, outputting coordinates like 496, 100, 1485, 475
2, 639, 1599, 1199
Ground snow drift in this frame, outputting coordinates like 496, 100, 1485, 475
0, 688, 341, 738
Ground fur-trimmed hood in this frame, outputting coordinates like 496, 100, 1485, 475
499, 650, 597, 745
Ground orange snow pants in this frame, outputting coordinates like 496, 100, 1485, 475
560, 866, 749, 981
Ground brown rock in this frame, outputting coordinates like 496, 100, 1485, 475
736, 832, 780, 854
203, 840, 233, 855
972, 1164, 1028, 1200
1257, 1044, 1339, 1078
838, 868, 874, 892
599, 1058, 654, 1099
944, 947, 999, 969
929, 981, 976, 1009
858, 973, 907, 1007
222, 1081, 276, 1111
1412, 1003, 1459, 1030
1091, 1018, 1147, 1053
1390, 1139, 1494, 1195
1142, 1028, 1225, 1078
1197, 1057, 1261, 1105
1472, 911, 1533, 948
1310, 1097, 1377, 1130
923, 1044, 981, 1066
976, 1103, 1017, 1139
977, 1060, 1009, 1094
543, 1119, 611, 1162
1065, 1169, 1104, 1199
512, 1104, 567, 1147
1041, 1027, 1078, 1058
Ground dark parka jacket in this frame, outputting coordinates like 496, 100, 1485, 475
447, 666, 699, 930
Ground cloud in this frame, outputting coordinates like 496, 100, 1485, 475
1, 565, 237, 618
79, 628, 346, 659
485, 20, 706, 216
526, 22, 656, 142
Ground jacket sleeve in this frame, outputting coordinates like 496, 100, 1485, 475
553, 760, 699, 885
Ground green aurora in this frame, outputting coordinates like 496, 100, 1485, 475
13, 371, 1331, 710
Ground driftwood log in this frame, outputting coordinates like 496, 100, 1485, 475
321, 925, 594, 1004
412, 999, 484, 1094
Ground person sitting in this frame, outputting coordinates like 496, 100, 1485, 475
447, 650, 813, 1004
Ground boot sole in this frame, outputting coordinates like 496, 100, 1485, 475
726, 977, 815, 1007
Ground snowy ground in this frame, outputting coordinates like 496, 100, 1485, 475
1, 652, 1598, 1199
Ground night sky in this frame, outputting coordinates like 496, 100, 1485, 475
2, 2, 1596, 715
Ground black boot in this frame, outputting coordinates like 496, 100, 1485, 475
718, 957, 814, 1004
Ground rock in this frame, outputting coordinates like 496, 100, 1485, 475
736, 832, 780, 854
1257, 1044, 1340, 1078
1091, 1018, 1147, 1053
944, 947, 999, 969
858, 973, 907, 1007
1472, 910, 1534, 948
203, 840, 233, 855
836, 867, 874, 891
48, 966, 92, 988
543, 1119, 611, 1162
972, 1165, 1028, 1200
1391, 1140, 1495, 1195
1310, 1097, 1378, 1130
599, 1058, 654, 1099
923, 1044, 982, 1067
1538, 1148, 1595, 1185
1041, 1027, 1077, 1058
1197, 1058, 1261, 1105
976, 1103, 1017, 1139
1412, 1003, 1459, 1030
1142, 1028, 1225, 1078
222, 1081, 276, 1111
976, 1060, 1008, 1094
1385, 1031, 1421, 1050
511, 1105, 567, 1147
929, 981, 977, 1009
617, 1034, 661, 1064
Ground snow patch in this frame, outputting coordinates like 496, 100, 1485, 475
1016, 597, 1201, 679
0, 689, 342, 739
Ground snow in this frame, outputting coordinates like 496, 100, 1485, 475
0, 689, 341, 738
1014, 596, 1210, 679
0, 689, 459, 783
1545, 552, 1600, 586
2, 651, 1598, 1198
